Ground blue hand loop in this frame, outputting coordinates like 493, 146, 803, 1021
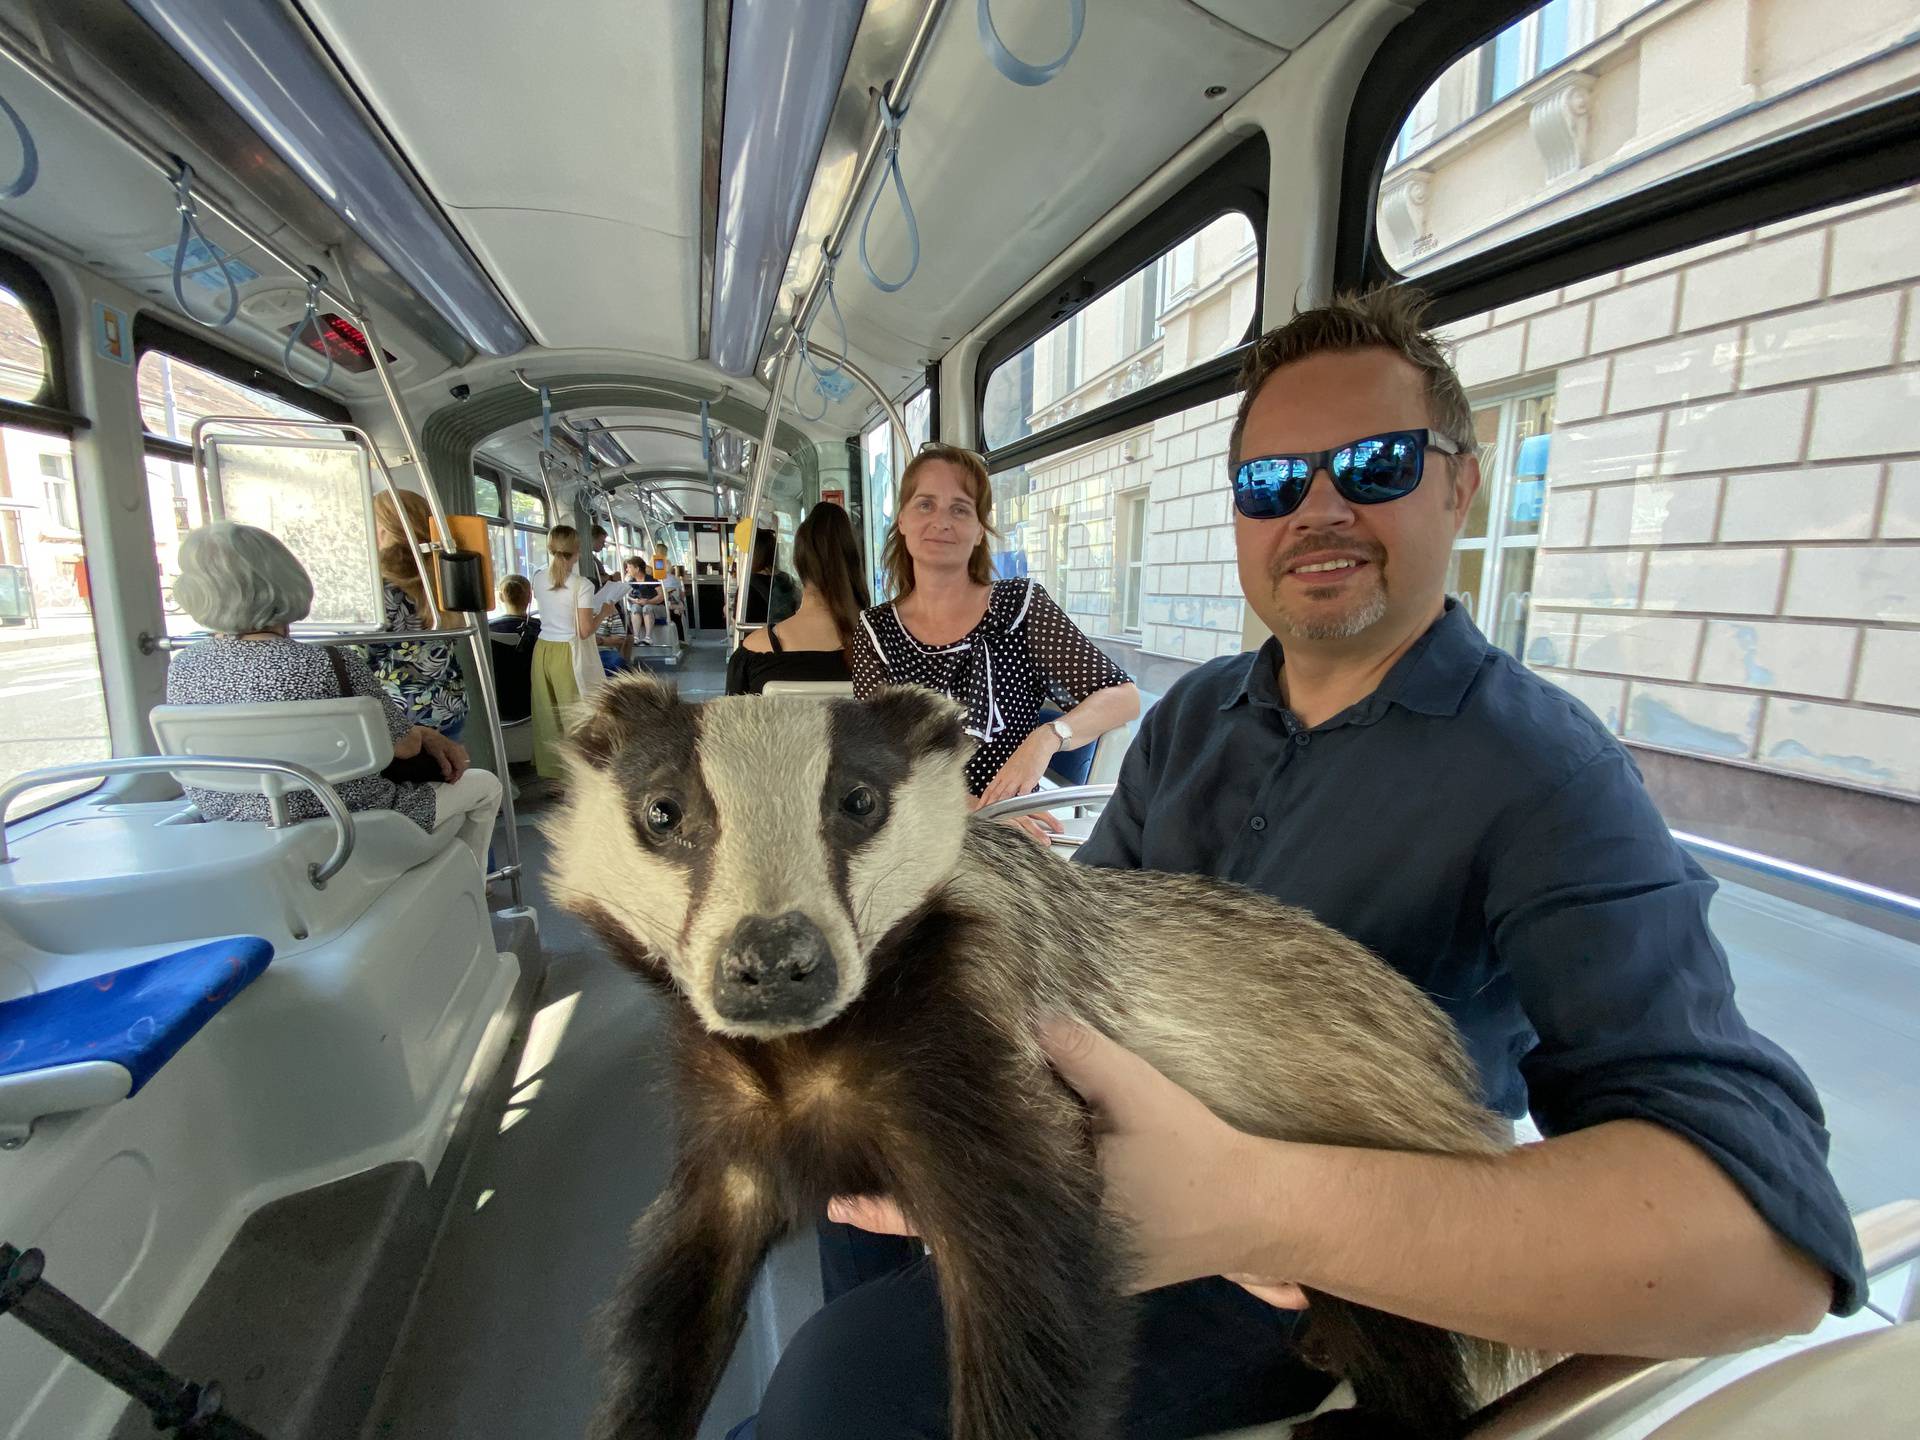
280, 273, 335, 388
977, 0, 1085, 87
170, 163, 241, 329
539, 386, 553, 454
858, 95, 919, 295
800, 255, 849, 391
0, 91, 39, 200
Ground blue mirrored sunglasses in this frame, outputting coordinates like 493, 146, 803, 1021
1232, 429, 1463, 520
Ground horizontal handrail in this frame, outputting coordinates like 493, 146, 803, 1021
1467, 1196, 1920, 1438
974, 784, 1115, 822
0, 757, 356, 888
1674, 829, 1920, 921
141, 622, 481, 656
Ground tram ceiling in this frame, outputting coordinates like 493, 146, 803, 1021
5, 0, 485, 371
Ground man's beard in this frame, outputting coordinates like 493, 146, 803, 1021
1275, 586, 1389, 640
1267, 541, 1389, 640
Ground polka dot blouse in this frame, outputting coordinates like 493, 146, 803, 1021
854, 578, 1132, 796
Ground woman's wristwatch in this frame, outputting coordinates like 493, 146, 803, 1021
1048, 718, 1073, 748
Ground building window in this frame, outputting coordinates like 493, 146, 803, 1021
982, 212, 1256, 451
38, 452, 77, 532
1447, 390, 1552, 658
1117, 489, 1148, 633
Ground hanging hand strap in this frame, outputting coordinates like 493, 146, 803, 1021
170, 163, 241, 329
0, 91, 39, 200
280, 272, 335, 388
977, 0, 1085, 87
858, 91, 920, 295
539, 385, 553, 454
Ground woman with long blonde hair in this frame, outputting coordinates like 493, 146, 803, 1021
372, 489, 467, 738
528, 524, 612, 780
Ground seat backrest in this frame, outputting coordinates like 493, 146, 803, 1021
150, 699, 394, 797
759, 680, 856, 697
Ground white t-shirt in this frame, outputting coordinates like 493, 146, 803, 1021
534, 570, 594, 639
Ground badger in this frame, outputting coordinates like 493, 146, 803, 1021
546, 677, 1527, 1440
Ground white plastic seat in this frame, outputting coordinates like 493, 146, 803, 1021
759, 680, 856, 696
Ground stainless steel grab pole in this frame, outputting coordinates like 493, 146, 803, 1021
731, 343, 799, 645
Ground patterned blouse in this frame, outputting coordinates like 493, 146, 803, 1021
854, 578, 1132, 795
166, 635, 438, 832
373, 583, 467, 737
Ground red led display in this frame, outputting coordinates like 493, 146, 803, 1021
280, 312, 397, 374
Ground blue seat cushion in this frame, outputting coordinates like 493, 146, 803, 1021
0, 937, 274, 1093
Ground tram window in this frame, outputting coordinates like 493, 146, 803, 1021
1431, 187, 1920, 884
0, 426, 109, 816
980, 212, 1258, 453
475, 465, 549, 610
860, 389, 931, 602
140, 351, 332, 635
0, 282, 48, 405
989, 393, 1243, 665
1379, 0, 1920, 276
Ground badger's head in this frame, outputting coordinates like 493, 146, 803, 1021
546, 678, 972, 1039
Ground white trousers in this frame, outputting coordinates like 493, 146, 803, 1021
431, 767, 503, 870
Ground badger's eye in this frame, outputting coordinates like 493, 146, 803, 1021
841, 785, 877, 819
644, 797, 683, 835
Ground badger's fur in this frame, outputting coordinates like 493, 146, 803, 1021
548, 677, 1526, 1440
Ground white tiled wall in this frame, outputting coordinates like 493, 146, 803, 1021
1022, 395, 1246, 664
1468, 188, 1920, 797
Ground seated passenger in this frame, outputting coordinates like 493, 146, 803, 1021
623, 556, 668, 647
762, 290, 1862, 1440
852, 443, 1140, 838
165, 522, 503, 869
487, 574, 540, 724
744, 527, 801, 626
726, 502, 869, 696
372, 489, 468, 741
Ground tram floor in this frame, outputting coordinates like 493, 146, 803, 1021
358, 635, 1919, 1437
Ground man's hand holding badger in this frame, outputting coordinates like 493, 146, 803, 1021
547, 677, 1515, 1440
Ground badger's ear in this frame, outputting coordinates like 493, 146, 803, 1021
568, 674, 686, 768
859, 685, 969, 758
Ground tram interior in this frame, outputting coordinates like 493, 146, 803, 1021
0, 0, 1916, 1437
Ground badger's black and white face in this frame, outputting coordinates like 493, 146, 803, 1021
547, 679, 973, 1040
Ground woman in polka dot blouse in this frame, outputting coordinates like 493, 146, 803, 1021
854, 443, 1141, 841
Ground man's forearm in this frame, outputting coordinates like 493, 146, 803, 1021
1233, 1118, 1832, 1357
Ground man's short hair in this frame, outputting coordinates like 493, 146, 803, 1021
500, 574, 532, 610
1228, 286, 1476, 473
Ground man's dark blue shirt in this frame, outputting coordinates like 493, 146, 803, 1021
1076, 600, 1866, 1311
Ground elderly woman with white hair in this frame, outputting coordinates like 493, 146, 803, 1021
164, 521, 502, 869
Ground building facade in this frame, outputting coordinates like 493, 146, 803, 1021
958, 0, 1915, 886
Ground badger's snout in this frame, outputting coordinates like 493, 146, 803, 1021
713, 911, 839, 1028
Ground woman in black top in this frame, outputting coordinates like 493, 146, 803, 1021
743, 525, 802, 626
854, 443, 1139, 838
726, 502, 870, 695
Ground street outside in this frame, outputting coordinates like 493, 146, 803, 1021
0, 618, 111, 799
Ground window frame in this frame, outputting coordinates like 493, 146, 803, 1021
0, 243, 86, 436
1116, 487, 1148, 635
974, 133, 1268, 475
475, 458, 550, 598
1337, 0, 1920, 326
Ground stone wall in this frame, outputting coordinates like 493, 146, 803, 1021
1455, 188, 1920, 799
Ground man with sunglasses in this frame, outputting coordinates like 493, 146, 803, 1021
757, 289, 1861, 1440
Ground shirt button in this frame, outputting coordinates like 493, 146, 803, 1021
1294, 732, 1311, 747
1249, 815, 1267, 832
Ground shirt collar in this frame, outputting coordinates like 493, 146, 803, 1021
1221, 599, 1488, 720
